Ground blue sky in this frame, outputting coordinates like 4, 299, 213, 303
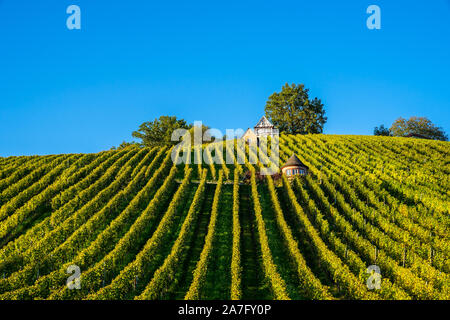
0, 0, 449, 156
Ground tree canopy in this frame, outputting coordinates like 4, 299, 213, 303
131, 116, 214, 148
186, 124, 212, 145
374, 124, 390, 136
132, 116, 192, 147
265, 83, 327, 134
110, 141, 139, 150
390, 116, 448, 141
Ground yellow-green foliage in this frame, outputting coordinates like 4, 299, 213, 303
249, 166, 290, 300
0, 135, 448, 300
185, 170, 223, 299
230, 168, 242, 300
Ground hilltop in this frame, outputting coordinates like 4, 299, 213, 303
0, 134, 448, 300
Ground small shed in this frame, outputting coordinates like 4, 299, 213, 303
281, 154, 309, 177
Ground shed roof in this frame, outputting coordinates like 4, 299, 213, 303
281, 154, 308, 169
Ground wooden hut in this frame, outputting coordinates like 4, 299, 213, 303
281, 154, 309, 177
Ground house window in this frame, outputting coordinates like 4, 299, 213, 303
286, 169, 291, 175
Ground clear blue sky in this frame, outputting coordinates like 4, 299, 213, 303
0, 0, 449, 156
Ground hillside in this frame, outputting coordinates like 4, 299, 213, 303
0, 134, 448, 300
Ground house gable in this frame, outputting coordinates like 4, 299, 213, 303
254, 116, 274, 129
241, 128, 257, 144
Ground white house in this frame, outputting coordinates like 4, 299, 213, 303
242, 116, 279, 145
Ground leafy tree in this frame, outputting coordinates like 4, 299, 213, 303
390, 117, 448, 141
265, 83, 327, 134
132, 116, 192, 147
374, 124, 390, 136
186, 124, 212, 145
110, 141, 139, 150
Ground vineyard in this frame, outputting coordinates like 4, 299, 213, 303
0, 134, 448, 300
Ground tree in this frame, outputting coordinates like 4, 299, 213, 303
374, 124, 390, 136
110, 141, 139, 150
390, 117, 448, 141
132, 116, 192, 147
265, 83, 327, 134
186, 124, 212, 145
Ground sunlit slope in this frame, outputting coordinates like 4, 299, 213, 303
0, 134, 448, 300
